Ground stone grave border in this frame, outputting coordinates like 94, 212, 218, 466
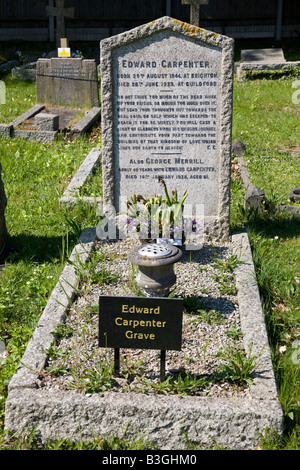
59, 147, 102, 208
0, 104, 101, 143
4, 228, 284, 450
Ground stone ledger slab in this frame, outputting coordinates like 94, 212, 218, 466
35, 113, 59, 131
4, 229, 284, 450
101, 17, 234, 242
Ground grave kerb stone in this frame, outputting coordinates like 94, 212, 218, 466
12, 129, 58, 143
101, 16, 234, 243
0, 124, 13, 138
59, 147, 102, 207
69, 107, 101, 139
11, 63, 37, 81
35, 112, 59, 131
9, 104, 45, 127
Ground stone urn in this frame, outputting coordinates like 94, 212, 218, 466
289, 188, 300, 203
128, 243, 183, 297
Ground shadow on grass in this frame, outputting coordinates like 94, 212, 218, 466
0, 232, 77, 266
254, 212, 300, 240
232, 204, 300, 241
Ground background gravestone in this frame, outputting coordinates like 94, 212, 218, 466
181, 0, 210, 27
0, 162, 7, 251
36, 58, 99, 109
241, 48, 286, 63
101, 16, 234, 242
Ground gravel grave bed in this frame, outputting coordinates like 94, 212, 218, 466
41, 238, 251, 399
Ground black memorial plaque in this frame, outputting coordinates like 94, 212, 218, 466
99, 295, 183, 351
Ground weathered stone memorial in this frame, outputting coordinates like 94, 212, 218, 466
36, 57, 100, 109
0, 56, 101, 142
4, 18, 284, 450
237, 48, 300, 82
101, 16, 234, 243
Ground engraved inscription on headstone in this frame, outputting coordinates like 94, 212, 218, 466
101, 17, 234, 242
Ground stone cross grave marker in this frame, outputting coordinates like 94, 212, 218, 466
100, 16, 234, 243
36, 57, 100, 108
181, 0, 209, 27
46, 0, 75, 47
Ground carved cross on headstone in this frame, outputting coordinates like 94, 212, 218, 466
181, 0, 209, 27
46, 0, 75, 47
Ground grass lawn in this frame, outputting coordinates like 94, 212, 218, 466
0, 41, 299, 449
231, 74, 300, 450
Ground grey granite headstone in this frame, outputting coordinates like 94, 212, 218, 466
101, 16, 234, 242
36, 58, 99, 109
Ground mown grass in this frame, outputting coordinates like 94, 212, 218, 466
0, 41, 299, 449
0, 70, 100, 440
0, 75, 36, 123
231, 72, 300, 449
